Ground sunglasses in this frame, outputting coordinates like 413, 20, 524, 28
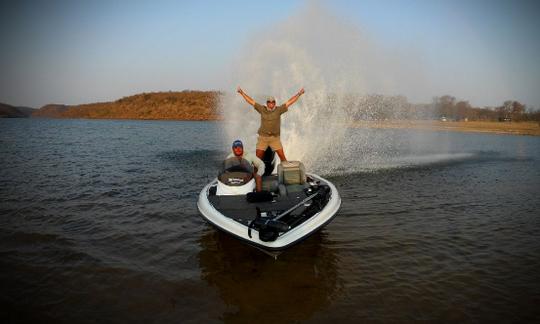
267, 101, 276, 103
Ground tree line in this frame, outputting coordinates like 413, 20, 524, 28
30, 90, 539, 122
343, 94, 540, 122
432, 95, 539, 122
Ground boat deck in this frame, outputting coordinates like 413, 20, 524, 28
207, 189, 310, 225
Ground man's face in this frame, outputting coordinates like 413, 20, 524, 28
267, 100, 276, 110
233, 146, 243, 156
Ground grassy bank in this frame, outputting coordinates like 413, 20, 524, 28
351, 120, 540, 136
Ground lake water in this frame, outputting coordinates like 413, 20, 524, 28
1, 118, 539, 323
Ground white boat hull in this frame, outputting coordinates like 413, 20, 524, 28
197, 173, 341, 251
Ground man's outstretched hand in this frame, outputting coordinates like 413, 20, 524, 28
285, 87, 305, 108
237, 87, 255, 106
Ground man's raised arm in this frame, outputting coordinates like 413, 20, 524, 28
285, 88, 305, 108
237, 87, 256, 106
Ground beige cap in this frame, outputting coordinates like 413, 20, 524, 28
266, 96, 276, 102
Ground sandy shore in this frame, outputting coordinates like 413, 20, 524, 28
350, 120, 540, 136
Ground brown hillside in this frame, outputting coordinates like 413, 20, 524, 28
0, 103, 35, 118
32, 91, 222, 120
32, 104, 69, 118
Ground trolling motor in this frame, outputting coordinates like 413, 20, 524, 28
248, 207, 290, 242
247, 185, 330, 242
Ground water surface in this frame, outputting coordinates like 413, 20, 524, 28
1, 119, 539, 323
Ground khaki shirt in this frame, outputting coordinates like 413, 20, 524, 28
253, 103, 288, 136
226, 152, 265, 176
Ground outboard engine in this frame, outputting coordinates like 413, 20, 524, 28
262, 147, 276, 176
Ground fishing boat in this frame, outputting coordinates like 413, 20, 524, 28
197, 149, 341, 251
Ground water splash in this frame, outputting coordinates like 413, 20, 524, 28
220, 2, 431, 175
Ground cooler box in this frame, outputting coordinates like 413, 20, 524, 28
278, 161, 306, 185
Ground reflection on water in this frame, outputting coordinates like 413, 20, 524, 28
198, 228, 341, 323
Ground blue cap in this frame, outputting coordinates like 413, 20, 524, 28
232, 140, 243, 148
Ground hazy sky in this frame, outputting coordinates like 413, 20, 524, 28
1, 0, 539, 108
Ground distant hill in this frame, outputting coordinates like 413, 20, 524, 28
32, 104, 70, 118
0, 103, 35, 118
16, 106, 37, 116
32, 91, 222, 120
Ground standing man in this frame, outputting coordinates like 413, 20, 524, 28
227, 140, 265, 192
237, 86, 305, 162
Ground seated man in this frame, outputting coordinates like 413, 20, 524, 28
226, 140, 265, 192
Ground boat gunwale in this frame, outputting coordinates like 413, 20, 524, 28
197, 173, 341, 251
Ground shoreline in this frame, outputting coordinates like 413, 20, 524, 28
8, 117, 540, 136
350, 120, 540, 136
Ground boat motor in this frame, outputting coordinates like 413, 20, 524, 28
248, 207, 291, 242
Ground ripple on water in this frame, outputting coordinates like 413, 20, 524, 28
1, 119, 539, 322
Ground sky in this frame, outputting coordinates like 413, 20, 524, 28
0, 0, 539, 108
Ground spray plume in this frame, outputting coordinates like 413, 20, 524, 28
219, 2, 429, 175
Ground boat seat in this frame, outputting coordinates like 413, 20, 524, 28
278, 161, 306, 185
278, 184, 287, 197
286, 183, 309, 193
262, 175, 279, 192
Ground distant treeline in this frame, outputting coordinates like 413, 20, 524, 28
23, 90, 540, 122
431, 95, 539, 122
343, 94, 540, 122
